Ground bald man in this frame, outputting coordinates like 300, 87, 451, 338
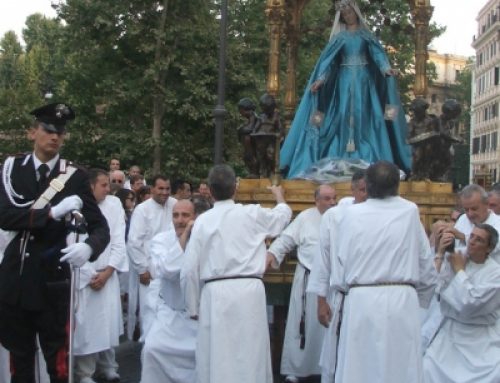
267, 185, 337, 383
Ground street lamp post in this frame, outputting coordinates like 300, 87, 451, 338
213, 0, 228, 165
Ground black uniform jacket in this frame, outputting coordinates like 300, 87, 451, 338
0, 154, 110, 310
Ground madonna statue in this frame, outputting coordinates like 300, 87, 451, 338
280, 0, 411, 179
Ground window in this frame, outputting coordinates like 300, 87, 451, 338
492, 132, 498, 151
473, 137, 480, 154
481, 135, 487, 152
495, 67, 499, 85
431, 94, 437, 103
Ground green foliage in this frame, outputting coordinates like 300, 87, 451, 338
0, 0, 446, 181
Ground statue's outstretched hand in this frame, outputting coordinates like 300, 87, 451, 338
310, 80, 324, 93
385, 68, 400, 77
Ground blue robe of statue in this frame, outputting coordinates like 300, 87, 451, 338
280, 29, 411, 178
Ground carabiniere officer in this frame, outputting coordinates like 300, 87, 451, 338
0, 103, 110, 383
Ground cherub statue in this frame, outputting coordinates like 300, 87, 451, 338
431, 99, 462, 181
408, 98, 462, 181
237, 98, 258, 177
251, 94, 284, 178
407, 98, 440, 180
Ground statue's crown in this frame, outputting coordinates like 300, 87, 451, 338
335, 0, 357, 12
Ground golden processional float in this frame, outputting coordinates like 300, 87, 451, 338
233, 0, 457, 369
236, 0, 456, 232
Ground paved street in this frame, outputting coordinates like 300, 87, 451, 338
113, 339, 320, 383
114, 341, 142, 383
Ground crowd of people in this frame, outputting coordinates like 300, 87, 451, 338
0, 101, 499, 383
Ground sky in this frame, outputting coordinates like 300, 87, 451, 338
430, 0, 484, 57
0, 0, 486, 57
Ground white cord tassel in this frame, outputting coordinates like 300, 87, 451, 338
2, 157, 34, 208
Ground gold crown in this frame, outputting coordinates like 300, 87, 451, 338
335, 0, 356, 12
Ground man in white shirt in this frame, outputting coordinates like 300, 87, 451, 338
443, 184, 500, 263
487, 185, 500, 214
123, 165, 146, 190
141, 197, 211, 383
182, 164, 292, 383
73, 169, 128, 383
127, 175, 177, 340
424, 224, 500, 382
316, 161, 436, 383
336, 169, 367, 207
267, 185, 336, 383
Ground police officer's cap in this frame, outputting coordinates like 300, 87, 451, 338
30, 103, 75, 134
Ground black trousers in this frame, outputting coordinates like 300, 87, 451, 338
0, 288, 69, 383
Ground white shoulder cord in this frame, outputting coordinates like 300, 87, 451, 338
2, 156, 34, 208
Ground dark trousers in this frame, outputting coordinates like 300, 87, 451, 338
0, 289, 69, 383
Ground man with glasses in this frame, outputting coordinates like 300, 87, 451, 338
110, 170, 125, 185
444, 184, 500, 263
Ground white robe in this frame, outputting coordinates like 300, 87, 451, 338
127, 196, 177, 340
307, 203, 351, 383
73, 195, 128, 355
0, 344, 9, 383
141, 228, 197, 383
268, 207, 325, 377
182, 200, 292, 383
420, 210, 500, 350
423, 258, 500, 383
329, 197, 437, 383
454, 211, 500, 263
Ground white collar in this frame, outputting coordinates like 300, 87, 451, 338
32, 153, 59, 173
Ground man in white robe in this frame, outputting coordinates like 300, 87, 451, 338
307, 170, 367, 383
182, 164, 292, 383
316, 161, 437, 383
421, 184, 500, 351
127, 175, 177, 340
267, 185, 336, 383
424, 224, 500, 383
73, 169, 128, 383
141, 197, 211, 383
443, 184, 500, 263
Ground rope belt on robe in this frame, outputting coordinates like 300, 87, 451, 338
204, 275, 263, 285
346, 281, 416, 294
298, 262, 310, 350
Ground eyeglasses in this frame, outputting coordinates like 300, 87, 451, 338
111, 179, 123, 184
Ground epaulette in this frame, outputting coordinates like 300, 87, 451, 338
6, 152, 30, 160
66, 161, 88, 173
6, 153, 32, 167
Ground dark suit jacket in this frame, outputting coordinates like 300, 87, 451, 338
0, 154, 110, 310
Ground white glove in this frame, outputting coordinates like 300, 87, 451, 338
60, 242, 92, 267
51, 196, 83, 220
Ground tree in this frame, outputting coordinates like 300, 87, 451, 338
0, 31, 39, 156
0, 0, 445, 181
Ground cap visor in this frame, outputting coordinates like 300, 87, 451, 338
40, 122, 65, 134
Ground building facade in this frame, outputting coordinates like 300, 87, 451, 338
427, 49, 468, 138
470, 0, 500, 186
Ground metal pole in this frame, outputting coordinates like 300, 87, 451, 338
214, 0, 228, 165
